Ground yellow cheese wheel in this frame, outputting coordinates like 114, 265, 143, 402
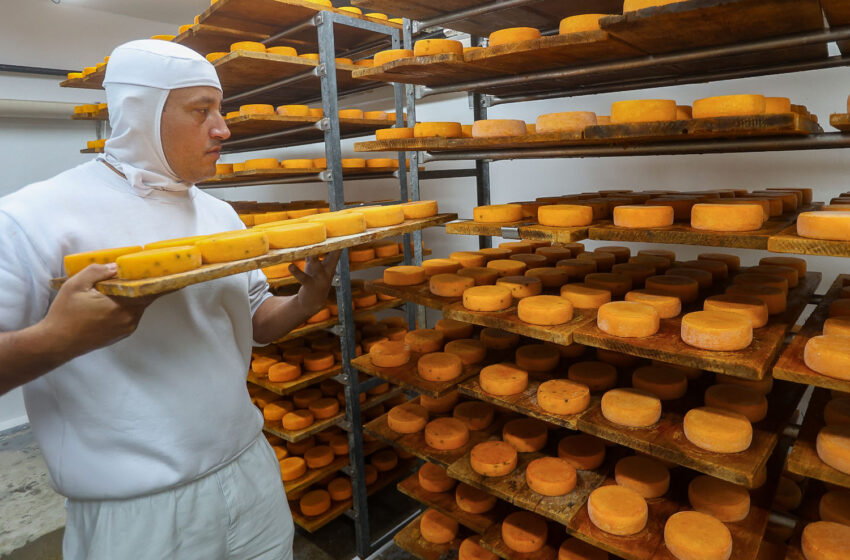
801, 521, 850, 560
470, 440, 518, 477
383, 265, 426, 286
693, 94, 766, 119
501, 511, 548, 553
425, 417, 469, 450
824, 317, 850, 338
559, 14, 609, 34
230, 41, 265, 52
487, 259, 527, 277
459, 537, 498, 560
703, 294, 768, 328
306, 212, 366, 237
387, 403, 428, 434
538, 204, 594, 227
473, 204, 524, 223
613, 205, 674, 228
691, 203, 764, 232
517, 295, 574, 325
601, 388, 662, 428
798, 211, 850, 241
611, 99, 677, 124
557, 434, 606, 470
819, 489, 850, 525
417, 352, 463, 382
421, 258, 462, 277
818, 424, 850, 474
463, 285, 513, 312
449, 251, 486, 268
115, 246, 202, 280
681, 310, 753, 351
688, 474, 750, 522
526, 457, 577, 496
402, 200, 438, 219
471, 119, 527, 138
488, 27, 541, 47
587, 485, 648, 536
244, 158, 279, 171
684, 406, 753, 453
418, 462, 456, 493
623, 0, 682, 12
535, 111, 597, 133
614, 455, 670, 499
560, 283, 612, 310
597, 301, 660, 338
338, 109, 364, 119
357, 205, 404, 228
456, 483, 498, 513
266, 46, 297, 56
444, 339, 487, 366
536, 379, 590, 415
405, 329, 445, 353
239, 103, 275, 116
376, 127, 414, 140
632, 366, 687, 400
373, 49, 413, 65
420, 509, 459, 544
369, 340, 410, 368
764, 96, 791, 113
430, 273, 475, 297
64, 245, 144, 276
705, 383, 768, 423
479, 363, 528, 395
414, 121, 462, 138
663, 511, 733, 560
624, 289, 681, 319
568, 361, 617, 393
413, 39, 463, 57
196, 231, 268, 264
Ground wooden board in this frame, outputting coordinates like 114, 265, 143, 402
365, 279, 460, 311
199, 164, 424, 186
354, 130, 585, 153
269, 250, 431, 289
773, 274, 850, 393
574, 272, 821, 380
768, 224, 850, 257
247, 363, 342, 396
397, 472, 504, 535
787, 388, 850, 490
284, 454, 348, 497
829, 113, 850, 133
446, 448, 608, 526
173, 24, 269, 57
351, 352, 484, 398
48, 214, 456, 297
60, 68, 105, 90
276, 297, 403, 342
822, 0, 850, 55
79, 148, 102, 154
224, 113, 398, 151
71, 109, 107, 121
478, 521, 560, 560
263, 412, 343, 443
444, 220, 590, 244
393, 511, 464, 560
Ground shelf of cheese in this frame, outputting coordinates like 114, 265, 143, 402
767, 222, 850, 257
364, 279, 462, 311
49, 213, 456, 298
786, 388, 850, 490
269, 250, 431, 289
199, 163, 423, 188
351, 351, 486, 399
248, 363, 342, 396
284, 454, 349, 498
773, 274, 850, 393
276, 297, 403, 343
392, 511, 466, 560
830, 112, 850, 132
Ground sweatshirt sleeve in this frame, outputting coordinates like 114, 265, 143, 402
247, 267, 273, 317
0, 210, 53, 332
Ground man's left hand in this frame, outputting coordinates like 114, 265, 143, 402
290, 250, 342, 317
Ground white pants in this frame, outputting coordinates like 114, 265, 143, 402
63, 434, 293, 560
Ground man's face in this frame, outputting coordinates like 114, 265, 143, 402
160, 86, 230, 184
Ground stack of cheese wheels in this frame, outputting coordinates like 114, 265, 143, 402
664, 511, 733, 560
601, 388, 662, 428
801, 521, 850, 560
681, 310, 753, 351
470, 440, 518, 477
587, 485, 648, 536
804, 335, 850, 381
501, 511, 548, 553
691, 203, 764, 231
688, 474, 750, 522
683, 406, 753, 453
614, 455, 670, 498
817, 424, 850, 474
420, 509, 459, 544
597, 301, 660, 338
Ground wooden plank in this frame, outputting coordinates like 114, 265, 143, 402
822, 0, 850, 55
393, 511, 464, 560
60, 68, 105, 90
773, 274, 850, 393
351, 352, 484, 398
477, 519, 561, 560
276, 297, 403, 342
574, 272, 821, 380
365, 280, 460, 312
768, 224, 850, 258
71, 109, 108, 121
787, 388, 850, 490
352, 52, 514, 87
397, 473, 504, 535
247, 363, 342, 396
829, 112, 850, 133
199, 164, 423, 186
284, 454, 348, 497
269, 250, 431, 289
48, 213, 456, 297
224, 114, 399, 151
79, 148, 102, 154
444, 220, 590, 244
173, 24, 269, 57
354, 130, 585, 153
263, 412, 343, 443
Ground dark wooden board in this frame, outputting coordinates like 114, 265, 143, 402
263, 412, 343, 443
442, 302, 596, 347
351, 352, 485, 398
352, 52, 515, 88
354, 130, 585, 153
768, 224, 850, 258
829, 112, 850, 132
48, 214, 456, 298
822, 0, 850, 55
247, 363, 342, 396
478, 521, 561, 560
284, 454, 349, 497
269, 250, 431, 289
773, 274, 850, 393
393, 511, 464, 560
225, 113, 397, 151
199, 164, 424, 186
397, 472, 504, 535
365, 279, 460, 311
446, 448, 608, 526
787, 388, 850, 490
276, 297, 403, 342
574, 272, 821, 380
444, 220, 590, 244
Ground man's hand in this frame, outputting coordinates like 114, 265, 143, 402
289, 251, 342, 318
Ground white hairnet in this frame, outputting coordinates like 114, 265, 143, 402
99, 40, 222, 196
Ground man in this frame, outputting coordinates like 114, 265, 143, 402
0, 40, 339, 558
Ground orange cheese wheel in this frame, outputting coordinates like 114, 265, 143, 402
568, 361, 618, 393
263, 402, 289, 422
518, 295, 574, 326
817, 425, 850, 474
624, 289, 680, 319
456, 483, 498, 513
268, 361, 301, 382
526, 457, 577, 496
614, 455, 670, 499
458, 267, 501, 286
501, 511, 548, 553
597, 301, 659, 338
304, 445, 334, 469
683, 406, 753, 453
611, 99, 677, 124
681, 258, 729, 282
515, 344, 559, 372
401, 200, 438, 219
480, 363, 529, 396
715, 373, 773, 395
472, 119, 528, 138
419, 462, 456, 493
471, 440, 520, 477
435, 318, 475, 341
632, 366, 687, 400
645, 275, 699, 304
560, 283, 612, 310
537, 379, 591, 415
422, 258, 462, 277
587, 485, 648, 536
613, 205, 674, 228
503, 418, 548, 452
308, 397, 340, 420
292, 387, 322, 409
284, 436, 315, 456
801, 521, 850, 560
557, 258, 598, 280
536, 111, 597, 133
688, 474, 750, 522
453, 401, 495, 431
825, 397, 850, 426
489, 27, 541, 46
459, 537, 498, 560
488, 259, 527, 278
364, 464, 378, 485
525, 267, 570, 289
299, 489, 332, 517
496, 275, 543, 298
430, 273, 475, 297
327, 477, 352, 502
731, 273, 788, 295
558, 538, 609, 560
773, 475, 802, 512
450, 251, 487, 268
444, 339, 487, 365
480, 328, 520, 350
413, 38, 463, 57
419, 391, 460, 414
404, 329, 445, 353
383, 265, 426, 286
645, 197, 697, 222
280, 457, 307, 481
819, 489, 850, 525
584, 272, 632, 298
387, 403, 429, 433
252, 356, 279, 375
370, 340, 411, 368
601, 388, 662, 428
748, 264, 798, 288
328, 435, 349, 456
474, 204, 523, 223
829, 299, 850, 318
463, 285, 513, 312
704, 383, 767, 422
417, 352, 463, 382
371, 449, 398, 472
375, 127, 414, 141
666, 267, 713, 291
681, 310, 753, 351
558, 434, 606, 470
611, 262, 656, 287
725, 284, 786, 315
477, 248, 512, 262
691, 203, 764, 231
420, 509, 459, 544
663, 511, 733, 560
303, 351, 334, 372
538, 204, 594, 227
425, 417, 469, 450
413, 121, 463, 138
373, 48, 413, 66
282, 410, 314, 431
703, 294, 768, 328
798, 212, 850, 241
693, 94, 765, 118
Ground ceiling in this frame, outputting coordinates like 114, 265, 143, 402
55, 0, 204, 25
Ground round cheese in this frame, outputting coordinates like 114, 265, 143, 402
503, 418, 548, 452
501, 511, 548, 553
414, 121, 462, 138
632, 366, 687, 400
420, 509, 458, 544
624, 289, 681, 319
404, 329, 445, 353
597, 301, 660, 338
611, 99, 677, 124
819, 489, 850, 525
537, 379, 590, 415
450, 251, 487, 268
535, 111, 597, 133
614, 455, 670, 498
480, 328, 520, 350
663, 511, 733, 560
306, 212, 366, 236
688, 474, 750, 522
458, 267, 500, 286
645, 275, 699, 304
725, 284, 786, 315
703, 294, 768, 328
801, 521, 850, 560
704, 383, 768, 422
497, 275, 542, 298
560, 283, 612, 309
413, 39, 463, 57
526, 457, 577, 496
418, 462, 455, 493
682, 258, 729, 282
463, 285, 513, 312
417, 352, 463, 382
456, 483, 497, 513
515, 344, 559, 372
623, 0, 683, 11
693, 94, 766, 118
115, 246, 202, 280
587, 485, 648, 536
419, 391, 459, 415
280, 457, 306, 481
825, 397, 850, 426
817, 425, 850, 474
488, 27, 541, 47
425, 417, 469, 450
470, 440, 518, 477
681, 310, 753, 351
387, 403, 428, 433
568, 361, 618, 393
558, 434, 606, 470
517, 295, 574, 325
459, 537, 498, 560
585, 272, 632, 298
383, 265, 426, 286
474, 204, 523, 223
797, 212, 850, 241
558, 538, 609, 560
282, 410, 314, 431
373, 49, 413, 66
369, 340, 410, 368
471, 119, 527, 138
304, 445, 334, 469
613, 205, 674, 228
683, 406, 753, 453
230, 41, 265, 52
601, 388, 662, 427
480, 363, 528, 396
691, 203, 764, 231
716, 373, 773, 395
429, 273, 475, 297
376, 127, 414, 140
453, 401, 494, 431
538, 204, 594, 227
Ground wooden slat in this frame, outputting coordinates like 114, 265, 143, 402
477, 520, 561, 560
822, 0, 850, 55
269, 250, 431, 289
364, 279, 460, 311
444, 220, 590, 244
354, 130, 585, 153
773, 274, 850, 393
768, 224, 850, 258
48, 214, 456, 297
276, 297, 403, 342
352, 52, 513, 88
392, 511, 465, 560
247, 363, 342, 396
263, 412, 343, 443
284, 454, 348, 497
787, 388, 850, 490
173, 24, 269, 57
829, 113, 850, 132
574, 272, 821, 380
351, 352, 484, 398
224, 114, 398, 151
199, 164, 423, 186
396, 473, 504, 534
60, 68, 105, 90
71, 109, 108, 121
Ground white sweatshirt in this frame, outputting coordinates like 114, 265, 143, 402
0, 160, 271, 500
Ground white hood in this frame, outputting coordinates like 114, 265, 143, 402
100, 39, 222, 196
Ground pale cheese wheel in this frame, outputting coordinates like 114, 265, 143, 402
501, 511, 548, 553
801, 521, 850, 560
526, 457, 577, 496
624, 289, 681, 319
536, 111, 597, 133
683, 406, 753, 453
632, 365, 687, 400
681, 310, 752, 351
474, 204, 523, 223
517, 295, 574, 325
613, 205, 674, 228
479, 363, 528, 395
537, 379, 590, 415
488, 27, 541, 47
704, 383, 768, 422
568, 361, 617, 393
663, 511, 733, 560
413, 39, 463, 57
798, 211, 850, 241
614, 455, 670, 499
610, 99, 677, 124
817, 425, 850, 474
471, 119, 527, 138
587, 485, 648, 536
413, 121, 462, 138
557, 434, 606, 470
601, 388, 662, 428
703, 294, 769, 328
538, 204, 594, 227
470, 440, 518, 477
688, 474, 750, 522
463, 285, 513, 312
597, 301, 659, 338
691, 203, 764, 232
693, 94, 766, 119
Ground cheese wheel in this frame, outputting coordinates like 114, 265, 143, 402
632, 366, 687, 400
349, 246, 376, 263
773, 475, 802, 512
268, 361, 301, 383
760, 256, 806, 279
537, 380, 590, 415
829, 299, 850, 318
404, 329, 445, 354
421, 258, 462, 277
115, 246, 202, 280
681, 310, 753, 351
453, 267, 497, 287
688, 474, 750, 522
536, 111, 597, 133
64, 245, 144, 276
480, 328, 520, 350
435, 319, 475, 341
601, 388, 662, 428
453, 401, 495, 431
624, 289, 681, 319
538, 204, 594, 227
429, 273, 474, 298
801, 521, 850, 560
324, 477, 352, 502
489, 27, 541, 46
797, 212, 850, 241
819, 489, 850, 525
558, 538, 609, 560
725, 284, 786, 315
594, 246, 630, 263
280, 457, 307, 481
693, 94, 766, 118
328, 434, 348, 456
498, 241, 534, 254
645, 198, 697, 222
691, 203, 764, 231
292, 388, 322, 409
373, 49, 413, 65
703, 294, 768, 328
230, 41, 265, 52
715, 374, 773, 395
264, 223, 327, 249
459, 537, 498, 560
263, 402, 290, 422
665, 267, 713, 291
387, 403, 428, 433
568, 361, 617, 393
243, 157, 279, 171
704, 383, 768, 422
748, 264, 798, 288
681, 259, 728, 282
645, 275, 699, 304
584, 272, 632, 298
425, 417, 469, 450
413, 121, 462, 138
611, 99, 677, 124
559, 283, 612, 310
304, 445, 334, 469
420, 509, 458, 544
449, 251, 487, 268
825, 397, 850, 426
502, 418, 548, 452
597, 301, 659, 338
513, 344, 558, 372
419, 391, 460, 414
358, 205, 404, 228
417, 352, 463, 382
614, 455, 670, 499
370, 449, 398, 472
496, 275, 543, 298
413, 38, 463, 56
764, 96, 791, 114
526, 457, 577, 496
683, 406, 753, 453
400, 200, 438, 220
304, 351, 334, 372
663, 511, 733, 560
535, 247, 573, 265
463, 285, 513, 312
456, 483, 498, 513
817, 425, 850, 474
419, 462, 455, 493
307, 397, 339, 421
613, 205, 674, 228
501, 511, 548, 553
472, 119, 527, 138
478, 248, 512, 262
480, 363, 528, 396
441, 339, 486, 366
306, 213, 366, 237
375, 127, 414, 141
282, 410, 314, 431
474, 204, 523, 223
383, 265, 427, 286
557, 434, 605, 470
587, 485, 648, 536
518, 295, 574, 326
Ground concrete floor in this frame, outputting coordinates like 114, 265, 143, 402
0, 425, 417, 560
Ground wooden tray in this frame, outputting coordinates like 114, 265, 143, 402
173, 23, 269, 57
393, 511, 465, 560
71, 109, 107, 121
397, 472, 505, 535
79, 148, 102, 154
768, 223, 850, 257
225, 113, 399, 151
364, 279, 460, 311
352, 52, 513, 88
444, 220, 590, 244
351, 351, 485, 398
199, 164, 423, 186
48, 213, 456, 297
354, 130, 585, 153
830, 112, 850, 132
573, 272, 821, 380
478, 521, 561, 560
60, 68, 105, 90
773, 274, 850, 393
787, 388, 850, 490
442, 302, 596, 347
247, 363, 342, 396
276, 297, 403, 342
284, 454, 349, 497
263, 411, 343, 443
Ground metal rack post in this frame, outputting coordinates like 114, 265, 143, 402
470, 34, 492, 250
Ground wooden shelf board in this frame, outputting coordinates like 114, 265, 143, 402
263, 412, 343, 443
276, 297, 403, 342
478, 520, 561, 560
247, 364, 342, 397
392, 511, 464, 560
71, 109, 107, 121
822, 0, 850, 55
173, 23, 269, 57
444, 220, 590, 244
773, 274, 850, 393
365, 279, 460, 311
397, 473, 504, 535
787, 388, 850, 490
80, 148, 102, 154
354, 130, 585, 153
351, 352, 484, 398
284, 454, 348, 497
270, 251, 430, 289
199, 164, 422, 186
767, 223, 850, 258
574, 271, 821, 380
48, 214, 456, 298
60, 68, 105, 90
